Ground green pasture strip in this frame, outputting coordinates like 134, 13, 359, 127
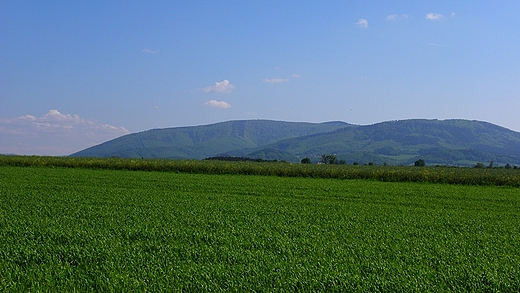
1, 166, 519, 291
2, 155, 520, 186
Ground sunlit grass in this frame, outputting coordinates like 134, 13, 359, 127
1, 165, 519, 291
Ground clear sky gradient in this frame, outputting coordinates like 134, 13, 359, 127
1, 1, 519, 155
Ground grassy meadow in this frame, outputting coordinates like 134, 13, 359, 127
1, 162, 520, 291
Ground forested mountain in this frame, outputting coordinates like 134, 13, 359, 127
71, 119, 520, 166
224, 119, 520, 166
70, 120, 350, 160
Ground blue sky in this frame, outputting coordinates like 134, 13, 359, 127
1, 1, 519, 155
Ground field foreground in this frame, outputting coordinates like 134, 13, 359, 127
1, 166, 519, 291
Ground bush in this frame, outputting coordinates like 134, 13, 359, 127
301, 158, 312, 164
474, 162, 485, 169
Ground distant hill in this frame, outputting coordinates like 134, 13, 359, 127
70, 120, 350, 160
71, 119, 520, 166
224, 119, 520, 166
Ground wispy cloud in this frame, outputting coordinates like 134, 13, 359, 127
386, 14, 409, 20
429, 43, 455, 49
262, 78, 289, 84
426, 13, 443, 20
262, 74, 300, 84
0, 110, 130, 156
142, 48, 160, 54
202, 80, 235, 93
203, 100, 231, 109
355, 18, 369, 28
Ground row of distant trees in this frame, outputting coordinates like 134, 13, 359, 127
474, 161, 517, 169
205, 154, 517, 168
303, 155, 519, 169
205, 156, 280, 163
301, 154, 425, 167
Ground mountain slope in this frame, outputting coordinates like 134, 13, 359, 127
71, 119, 520, 166
70, 120, 350, 159
228, 119, 520, 165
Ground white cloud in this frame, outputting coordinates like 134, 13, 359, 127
291, 74, 301, 78
142, 48, 159, 54
426, 13, 443, 20
203, 100, 231, 109
0, 110, 130, 156
355, 18, 368, 28
262, 78, 289, 83
203, 80, 235, 93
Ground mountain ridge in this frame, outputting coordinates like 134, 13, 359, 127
71, 119, 350, 160
71, 119, 520, 166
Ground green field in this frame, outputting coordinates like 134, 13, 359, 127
1, 165, 520, 291
2, 155, 520, 186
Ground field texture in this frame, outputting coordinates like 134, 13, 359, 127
1, 166, 519, 291
2, 155, 520, 186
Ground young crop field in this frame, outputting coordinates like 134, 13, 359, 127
1, 165, 519, 291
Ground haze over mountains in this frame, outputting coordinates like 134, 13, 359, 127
71, 119, 520, 166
